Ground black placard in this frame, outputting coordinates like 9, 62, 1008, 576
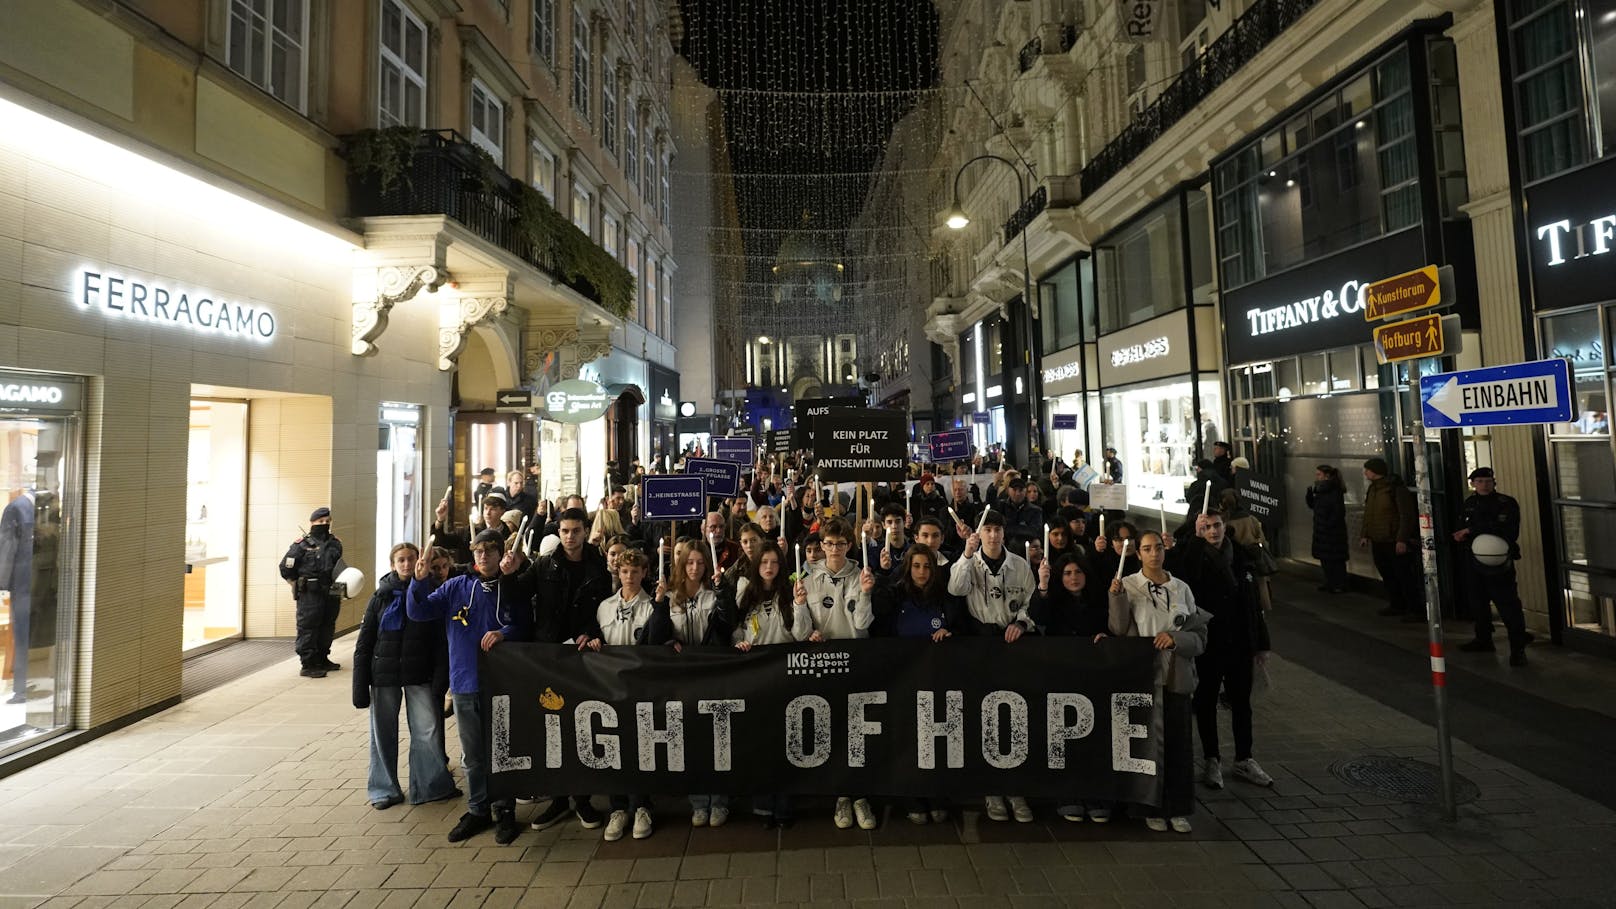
482, 637, 1165, 802
768, 429, 794, 455
812, 408, 908, 481
1234, 471, 1285, 535
791, 396, 863, 450
1222, 229, 1426, 364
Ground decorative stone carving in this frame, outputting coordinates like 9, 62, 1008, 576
352, 264, 445, 357
438, 293, 512, 371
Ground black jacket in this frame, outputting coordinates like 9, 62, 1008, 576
353, 571, 448, 708
522, 545, 611, 642
1027, 581, 1108, 638
1306, 482, 1349, 562
1167, 537, 1268, 653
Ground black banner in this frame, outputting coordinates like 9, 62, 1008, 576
1234, 471, 1285, 535
792, 396, 863, 450
813, 408, 908, 481
481, 637, 1165, 803
767, 429, 794, 454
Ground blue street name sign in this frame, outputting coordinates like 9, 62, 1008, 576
971, 411, 991, 425
929, 429, 971, 462
1051, 414, 1078, 430
712, 436, 756, 464
684, 457, 743, 498
640, 475, 706, 521
1420, 358, 1576, 428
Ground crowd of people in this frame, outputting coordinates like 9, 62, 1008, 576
295, 449, 1290, 849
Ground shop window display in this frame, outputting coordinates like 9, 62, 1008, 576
1099, 377, 1222, 522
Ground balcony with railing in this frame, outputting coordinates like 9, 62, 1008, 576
1002, 184, 1048, 242
1016, 24, 1080, 73
342, 128, 633, 317
1079, 0, 1324, 197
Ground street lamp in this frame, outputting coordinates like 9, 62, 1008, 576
944, 152, 1045, 466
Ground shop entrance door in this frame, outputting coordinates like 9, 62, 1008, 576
184, 399, 248, 653
0, 405, 80, 756
376, 404, 422, 575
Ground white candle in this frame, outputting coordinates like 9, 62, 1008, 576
1159, 500, 1167, 535
1202, 479, 1212, 515
948, 505, 962, 526
1115, 539, 1130, 582
978, 505, 989, 532
795, 542, 802, 576
709, 535, 720, 576
1042, 522, 1049, 560
1099, 514, 1106, 540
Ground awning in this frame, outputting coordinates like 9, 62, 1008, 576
607, 383, 646, 406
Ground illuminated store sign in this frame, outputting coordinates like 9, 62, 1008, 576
1110, 336, 1170, 367
1242, 281, 1365, 337
1043, 361, 1081, 383
1535, 216, 1616, 266
77, 268, 277, 341
0, 370, 82, 412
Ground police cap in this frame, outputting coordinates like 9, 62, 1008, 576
309, 507, 331, 521
1468, 467, 1495, 480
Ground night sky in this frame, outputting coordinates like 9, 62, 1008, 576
678, 0, 940, 281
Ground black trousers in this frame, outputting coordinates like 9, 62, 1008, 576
294, 592, 339, 667
1465, 561, 1528, 647
1370, 543, 1422, 614
1193, 647, 1254, 762
1320, 559, 1348, 590
1160, 692, 1195, 818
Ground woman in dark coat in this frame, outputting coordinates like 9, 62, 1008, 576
1306, 464, 1349, 593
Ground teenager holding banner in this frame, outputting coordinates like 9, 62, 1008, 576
585, 548, 666, 842
1105, 531, 1210, 834
797, 517, 878, 830
722, 541, 810, 828
870, 543, 961, 825
946, 510, 1037, 823
1029, 553, 1111, 823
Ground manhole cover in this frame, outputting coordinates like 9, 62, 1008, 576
1329, 755, 1480, 805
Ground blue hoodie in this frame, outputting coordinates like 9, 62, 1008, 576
407, 571, 529, 694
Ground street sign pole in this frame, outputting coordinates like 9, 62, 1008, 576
1407, 356, 1457, 822
1368, 266, 1456, 821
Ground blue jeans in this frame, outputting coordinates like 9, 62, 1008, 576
688, 794, 729, 812
452, 691, 510, 817
368, 684, 457, 805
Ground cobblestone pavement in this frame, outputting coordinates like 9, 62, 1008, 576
2, 607, 1615, 909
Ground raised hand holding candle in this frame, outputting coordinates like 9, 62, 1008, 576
1202, 479, 1212, 515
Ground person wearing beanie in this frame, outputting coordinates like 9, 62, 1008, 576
279, 506, 346, 678
1360, 458, 1422, 621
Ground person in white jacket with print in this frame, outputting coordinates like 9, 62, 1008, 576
795, 517, 877, 830
585, 550, 665, 842
946, 510, 1037, 823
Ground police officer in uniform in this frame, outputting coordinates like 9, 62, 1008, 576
281, 507, 345, 678
1452, 468, 1532, 666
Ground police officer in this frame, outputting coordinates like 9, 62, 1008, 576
1452, 468, 1532, 666
281, 506, 345, 678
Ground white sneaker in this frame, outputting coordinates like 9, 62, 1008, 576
1087, 805, 1111, 823
984, 796, 1009, 822
1201, 759, 1224, 790
1059, 806, 1084, 823
709, 806, 729, 827
1170, 816, 1193, 834
604, 810, 628, 842
632, 807, 653, 840
690, 809, 709, 827
853, 798, 877, 830
906, 811, 928, 825
1008, 796, 1033, 823
1232, 758, 1274, 787
1145, 816, 1169, 833
929, 808, 949, 824
833, 797, 854, 829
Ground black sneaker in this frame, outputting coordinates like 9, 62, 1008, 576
494, 810, 522, 845
447, 812, 494, 843
319, 660, 342, 671
1509, 650, 1528, 667
299, 667, 327, 679
1459, 639, 1496, 653
574, 800, 605, 829
530, 799, 570, 830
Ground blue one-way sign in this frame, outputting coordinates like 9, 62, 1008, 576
1420, 358, 1575, 428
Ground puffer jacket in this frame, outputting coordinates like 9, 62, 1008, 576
353, 571, 448, 708
1361, 474, 1417, 544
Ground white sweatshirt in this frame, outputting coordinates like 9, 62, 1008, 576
800, 559, 874, 640
1115, 572, 1196, 637
731, 577, 813, 645
946, 547, 1036, 629
666, 587, 720, 645
597, 589, 657, 646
